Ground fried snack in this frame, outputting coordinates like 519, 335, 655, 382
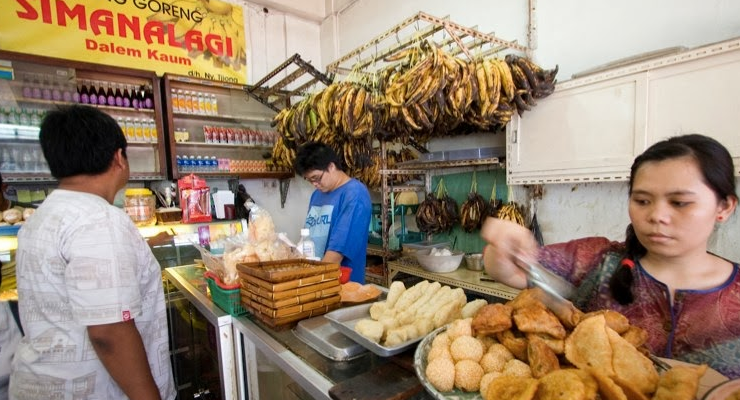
526, 333, 564, 354
477, 335, 498, 352
513, 305, 566, 339
455, 359, 484, 392
652, 364, 708, 400
425, 357, 455, 392
462, 298, 488, 318
571, 369, 599, 399
450, 335, 484, 363
588, 367, 627, 400
472, 303, 513, 336
507, 288, 547, 311
521, 287, 583, 329
368, 301, 388, 320
612, 375, 650, 400
447, 317, 473, 340
431, 331, 451, 348
355, 319, 384, 343
427, 343, 452, 362
479, 371, 503, 399
483, 375, 538, 400
386, 280, 406, 308
502, 359, 533, 378
537, 369, 588, 400
527, 335, 560, 378
496, 329, 529, 361
605, 327, 659, 395
621, 325, 648, 348
584, 310, 630, 334
565, 315, 614, 375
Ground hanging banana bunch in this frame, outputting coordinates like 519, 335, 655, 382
459, 171, 487, 232
487, 179, 503, 218
495, 185, 526, 226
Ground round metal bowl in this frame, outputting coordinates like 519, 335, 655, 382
464, 253, 484, 271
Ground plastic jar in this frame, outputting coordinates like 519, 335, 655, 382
124, 188, 156, 226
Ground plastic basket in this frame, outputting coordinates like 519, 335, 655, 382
204, 271, 247, 317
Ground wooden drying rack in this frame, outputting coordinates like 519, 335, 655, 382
245, 53, 334, 112
326, 11, 532, 76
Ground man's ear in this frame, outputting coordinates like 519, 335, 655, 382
112, 148, 128, 170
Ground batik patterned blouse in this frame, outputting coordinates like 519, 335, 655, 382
537, 237, 740, 379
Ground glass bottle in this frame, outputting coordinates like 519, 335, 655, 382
149, 119, 158, 143
143, 84, 154, 109
31, 73, 42, 99
210, 94, 218, 115
114, 83, 124, 107
131, 85, 140, 109
183, 90, 192, 113
79, 80, 90, 104
21, 73, 33, 98
96, 81, 107, 105
106, 82, 116, 106
62, 81, 74, 102
122, 84, 132, 108
88, 80, 98, 105
51, 79, 62, 101
41, 75, 52, 100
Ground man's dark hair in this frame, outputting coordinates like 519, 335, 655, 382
39, 105, 127, 179
294, 141, 343, 175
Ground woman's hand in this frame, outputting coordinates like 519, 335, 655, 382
480, 217, 539, 289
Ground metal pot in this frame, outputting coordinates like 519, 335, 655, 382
464, 253, 484, 271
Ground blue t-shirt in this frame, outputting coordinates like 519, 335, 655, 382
305, 178, 371, 283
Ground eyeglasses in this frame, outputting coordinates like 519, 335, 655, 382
305, 170, 325, 184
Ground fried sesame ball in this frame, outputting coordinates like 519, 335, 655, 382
454, 359, 484, 392
502, 358, 532, 378
450, 335, 484, 363
431, 331, 451, 348
427, 343, 452, 362
447, 318, 473, 340
480, 351, 508, 373
477, 335, 498, 352
425, 357, 455, 392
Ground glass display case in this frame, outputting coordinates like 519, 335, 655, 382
0, 50, 168, 182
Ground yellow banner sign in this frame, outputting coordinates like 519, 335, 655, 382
0, 0, 247, 84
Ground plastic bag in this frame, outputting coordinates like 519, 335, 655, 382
247, 203, 276, 243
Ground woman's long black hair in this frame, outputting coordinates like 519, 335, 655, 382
609, 134, 737, 304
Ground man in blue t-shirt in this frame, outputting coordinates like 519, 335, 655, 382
294, 142, 371, 283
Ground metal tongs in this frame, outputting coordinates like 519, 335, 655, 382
514, 256, 578, 315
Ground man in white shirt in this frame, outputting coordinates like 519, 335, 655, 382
10, 105, 175, 400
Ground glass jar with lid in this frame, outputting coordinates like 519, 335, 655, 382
124, 188, 156, 226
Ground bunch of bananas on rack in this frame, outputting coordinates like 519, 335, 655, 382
416, 179, 458, 234
269, 39, 557, 188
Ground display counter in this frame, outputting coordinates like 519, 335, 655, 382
165, 264, 433, 400
388, 257, 520, 300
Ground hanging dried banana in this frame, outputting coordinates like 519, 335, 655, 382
416, 192, 443, 234
487, 179, 503, 218
460, 171, 487, 232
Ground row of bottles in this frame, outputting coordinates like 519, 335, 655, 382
0, 107, 45, 127
203, 126, 277, 146
175, 156, 270, 174
171, 89, 218, 115
116, 117, 158, 143
20, 74, 155, 110
78, 80, 154, 110
20, 73, 77, 103
0, 147, 49, 173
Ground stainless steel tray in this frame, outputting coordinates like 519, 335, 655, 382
324, 303, 421, 357
293, 315, 368, 361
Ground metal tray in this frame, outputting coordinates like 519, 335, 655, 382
324, 303, 421, 357
293, 315, 368, 361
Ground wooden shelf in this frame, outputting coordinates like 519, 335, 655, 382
175, 142, 272, 150
172, 112, 272, 124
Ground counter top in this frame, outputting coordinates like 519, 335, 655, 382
165, 265, 433, 400
388, 257, 520, 300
